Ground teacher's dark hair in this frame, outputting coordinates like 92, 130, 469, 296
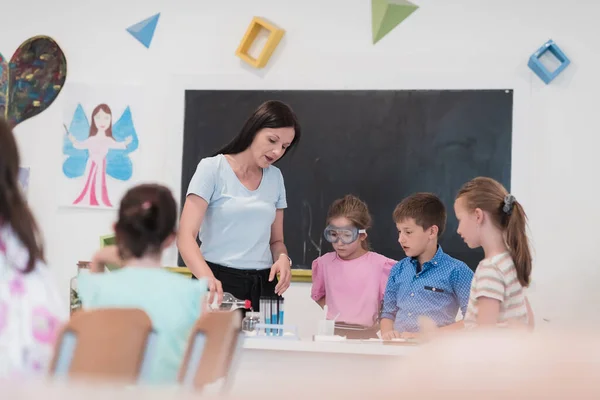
214, 100, 301, 162
0, 117, 45, 273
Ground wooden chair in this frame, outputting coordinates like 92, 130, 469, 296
48, 308, 156, 384
177, 309, 244, 392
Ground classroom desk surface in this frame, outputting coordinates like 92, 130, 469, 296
233, 337, 418, 391
243, 337, 418, 357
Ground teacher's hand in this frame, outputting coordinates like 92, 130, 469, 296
207, 275, 223, 305
269, 255, 291, 295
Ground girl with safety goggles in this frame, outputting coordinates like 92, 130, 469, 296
310, 195, 396, 338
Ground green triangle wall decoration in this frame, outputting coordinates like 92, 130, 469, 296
372, 0, 419, 44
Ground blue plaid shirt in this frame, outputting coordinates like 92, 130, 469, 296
381, 246, 473, 332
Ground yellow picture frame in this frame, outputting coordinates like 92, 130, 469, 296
235, 16, 285, 68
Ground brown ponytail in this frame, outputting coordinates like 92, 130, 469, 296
0, 118, 45, 273
504, 201, 532, 287
456, 177, 532, 287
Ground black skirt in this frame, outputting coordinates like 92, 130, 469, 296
193, 261, 277, 312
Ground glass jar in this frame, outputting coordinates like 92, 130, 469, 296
242, 311, 261, 334
70, 261, 90, 315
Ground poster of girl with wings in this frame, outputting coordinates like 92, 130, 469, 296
61, 84, 140, 209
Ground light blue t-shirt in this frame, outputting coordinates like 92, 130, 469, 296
77, 268, 207, 384
186, 154, 287, 270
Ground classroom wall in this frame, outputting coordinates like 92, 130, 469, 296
4, 0, 600, 335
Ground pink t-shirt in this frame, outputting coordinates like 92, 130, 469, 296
311, 251, 396, 327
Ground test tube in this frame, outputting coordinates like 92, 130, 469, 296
260, 297, 266, 336
271, 296, 278, 332
278, 297, 285, 336
276, 296, 280, 326
265, 297, 271, 335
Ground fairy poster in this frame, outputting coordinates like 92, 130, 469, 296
61, 84, 140, 208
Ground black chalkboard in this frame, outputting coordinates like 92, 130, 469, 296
180, 90, 512, 271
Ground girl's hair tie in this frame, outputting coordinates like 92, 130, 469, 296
502, 194, 515, 215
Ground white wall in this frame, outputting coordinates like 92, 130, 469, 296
4, 0, 600, 335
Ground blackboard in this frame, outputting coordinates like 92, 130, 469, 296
180, 90, 512, 271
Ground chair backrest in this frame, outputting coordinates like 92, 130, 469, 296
49, 308, 155, 384
178, 310, 243, 391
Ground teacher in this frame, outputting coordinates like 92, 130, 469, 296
177, 100, 301, 310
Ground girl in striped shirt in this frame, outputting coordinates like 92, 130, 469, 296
453, 177, 534, 330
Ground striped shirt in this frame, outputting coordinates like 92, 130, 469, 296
464, 252, 528, 329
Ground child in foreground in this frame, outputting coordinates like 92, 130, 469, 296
381, 193, 473, 340
0, 118, 66, 379
78, 184, 207, 384
311, 195, 396, 338
454, 177, 534, 329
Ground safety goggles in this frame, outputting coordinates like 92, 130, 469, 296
323, 225, 366, 245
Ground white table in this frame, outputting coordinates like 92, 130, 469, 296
243, 337, 417, 356
231, 338, 418, 389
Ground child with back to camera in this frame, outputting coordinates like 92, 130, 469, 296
0, 118, 66, 379
311, 195, 396, 339
78, 184, 208, 384
454, 177, 535, 330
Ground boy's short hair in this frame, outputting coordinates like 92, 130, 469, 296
392, 193, 446, 237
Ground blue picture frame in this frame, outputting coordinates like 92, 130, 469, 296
528, 39, 570, 84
